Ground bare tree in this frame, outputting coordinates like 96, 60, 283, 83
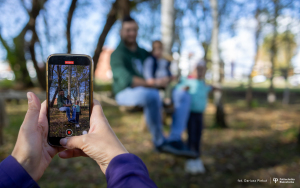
75, 66, 80, 102
66, 0, 78, 96
210, 0, 227, 128
68, 66, 72, 96
161, 0, 175, 56
282, 26, 293, 105
28, 0, 49, 90
0, 23, 34, 89
67, 0, 77, 54
92, 0, 130, 69
267, 0, 279, 104
246, 0, 264, 108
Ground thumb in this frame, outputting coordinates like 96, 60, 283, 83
21, 92, 41, 131
60, 135, 86, 150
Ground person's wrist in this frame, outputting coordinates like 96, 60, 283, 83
153, 79, 160, 88
11, 153, 38, 181
145, 81, 155, 88
98, 149, 128, 174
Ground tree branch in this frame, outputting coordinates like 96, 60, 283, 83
66, 0, 78, 53
92, 0, 130, 70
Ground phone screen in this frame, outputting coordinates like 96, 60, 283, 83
47, 55, 92, 145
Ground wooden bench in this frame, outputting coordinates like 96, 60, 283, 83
93, 91, 174, 131
93, 92, 149, 131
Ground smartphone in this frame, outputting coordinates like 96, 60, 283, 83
46, 54, 93, 146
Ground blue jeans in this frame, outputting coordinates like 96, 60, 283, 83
116, 87, 191, 146
59, 106, 76, 121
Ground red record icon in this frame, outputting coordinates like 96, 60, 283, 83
66, 129, 73, 136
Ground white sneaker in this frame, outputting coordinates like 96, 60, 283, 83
185, 158, 206, 174
185, 159, 198, 174
195, 158, 206, 174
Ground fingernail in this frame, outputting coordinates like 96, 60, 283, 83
60, 138, 68, 146
27, 92, 32, 102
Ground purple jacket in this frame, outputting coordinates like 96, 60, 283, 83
0, 154, 157, 188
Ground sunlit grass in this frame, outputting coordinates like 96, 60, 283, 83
1, 100, 300, 187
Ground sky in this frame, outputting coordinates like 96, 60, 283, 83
0, 0, 299, 81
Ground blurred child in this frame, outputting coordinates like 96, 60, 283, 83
143, 40, 172, 84
143, 40, 175, 104
72, 100, 81, 126
175, 59, 212, 174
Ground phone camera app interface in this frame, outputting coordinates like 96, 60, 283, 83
48, 62, 90, 137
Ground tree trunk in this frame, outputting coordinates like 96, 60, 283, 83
246, 0, 261, 108
27, 0, 47, 90
210, 0, 227, 128
48, 65, 54, 88
29, 31, 46, 90
50, 87, 59, 107
161, 0, 175, 56
282, 79, 289, 105
84, 82, 86, 107
268, 0, 279, 104
67, 0, 77, 54
282, 69, 289, 105
68, 66, 72, 96
75, 67, 80, 102
282, 23, 292, 105
0, 0, 50, 89
0, 29, 34, 89
92, 0, 130, 69
50, 65, 62, 107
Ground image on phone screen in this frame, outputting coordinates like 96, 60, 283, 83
48, 62, 90, 137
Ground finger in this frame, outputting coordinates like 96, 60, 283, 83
37, 101, 50, 141
58, 149, 88, 159
38, 101, 47, 128
46, 146, 66, 159
91, 99, 104, 118
60, 135, 85, 150
39, 101, 47, 122
22, 92, 41, 131
90, 99, 109, 132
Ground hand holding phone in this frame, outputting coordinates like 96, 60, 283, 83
11, 93, 128, 180
47, 54, 93, 146
58, 100, 128, 174
12, 93, 63, 181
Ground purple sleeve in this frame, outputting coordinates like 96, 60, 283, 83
0, 155, 39, 188
106, 153, 157, 188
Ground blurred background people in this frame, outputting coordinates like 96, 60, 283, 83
176, 59, 212, 174
111, 16, 197, 158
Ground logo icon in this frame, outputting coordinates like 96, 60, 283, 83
273, 178, 278, 183
66, 129, 73, 136
65, 61, 74, 64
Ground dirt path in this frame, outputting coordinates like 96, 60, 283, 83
49, 108, 89, 137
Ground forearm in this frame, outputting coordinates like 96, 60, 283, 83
131, 77, 153, 88
0, 156, 39, 188
106, 153, 157, 188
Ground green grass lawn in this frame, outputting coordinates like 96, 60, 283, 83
1, 100, 300, 187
